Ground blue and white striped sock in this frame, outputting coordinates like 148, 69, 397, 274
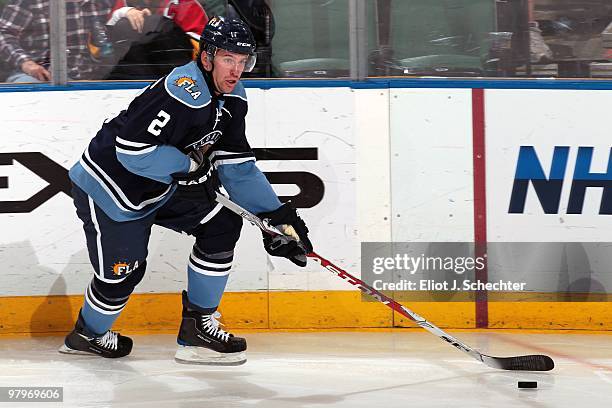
80, 280, 128, 335
187, 246, 233, 312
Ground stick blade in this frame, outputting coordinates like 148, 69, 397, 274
482, 354, 554, 371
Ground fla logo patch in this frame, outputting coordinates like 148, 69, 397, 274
175, 76, 202, 100
112, 260, 139, 276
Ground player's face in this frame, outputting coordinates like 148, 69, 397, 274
209, 49, 249, 94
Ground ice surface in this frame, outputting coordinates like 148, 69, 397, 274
0, 331, 610, 407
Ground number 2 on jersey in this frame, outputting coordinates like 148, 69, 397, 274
147, 110, 171, 136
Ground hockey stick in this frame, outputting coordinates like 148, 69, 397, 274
215, 193, 554, 371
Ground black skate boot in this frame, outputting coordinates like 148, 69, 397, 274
175, 291, 247, 365
58, 311, 132, 358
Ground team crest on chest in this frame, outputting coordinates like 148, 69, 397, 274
186, 130, 223, 150
175, 76, 202, 100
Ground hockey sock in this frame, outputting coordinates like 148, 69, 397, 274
187, 248, 233, 312
81, 280, 127, 335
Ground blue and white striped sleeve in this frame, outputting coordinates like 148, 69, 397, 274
115, 136, 190, 184
212, 151, 281, 214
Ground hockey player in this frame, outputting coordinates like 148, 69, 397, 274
59, 16, 312, 365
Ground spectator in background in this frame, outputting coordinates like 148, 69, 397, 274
102, 0, 208, 79
107, 0, 207, 39
0, 0, 112, 83
528, 0, 553, 63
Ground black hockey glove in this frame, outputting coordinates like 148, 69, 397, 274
172, 150, 213, 200
258, 203, 313, 267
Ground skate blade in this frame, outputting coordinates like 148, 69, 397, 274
174, 345, 247, 366
58, 344, 98, 356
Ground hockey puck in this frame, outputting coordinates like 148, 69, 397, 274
518, 381, 537, 389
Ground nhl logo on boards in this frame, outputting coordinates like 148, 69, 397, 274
112, 260, 139, 276
175, 76, 201, 100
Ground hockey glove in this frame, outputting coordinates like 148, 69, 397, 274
173, 149, 213, 200
258, 203, 313, 267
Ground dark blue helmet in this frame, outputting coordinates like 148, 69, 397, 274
200, 16, 257, 72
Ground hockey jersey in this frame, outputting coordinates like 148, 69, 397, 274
69, 61, 280, 222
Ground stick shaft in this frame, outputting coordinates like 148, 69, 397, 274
308, 251, 483, 363
214, 193, 555, 371
215, 193, 482, 362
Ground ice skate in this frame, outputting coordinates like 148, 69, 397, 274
58, 311, 133, 358
175, 291, 247, 365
